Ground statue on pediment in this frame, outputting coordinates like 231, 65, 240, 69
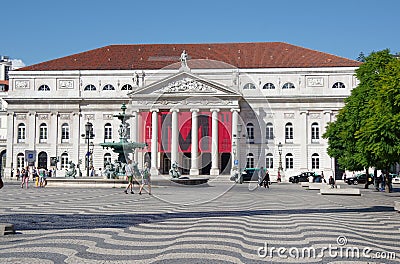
180, 50, 188, 68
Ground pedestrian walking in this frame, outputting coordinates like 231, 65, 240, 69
380, 172, 386, 191
16, 168, 20, 181
124, 160, 135, 194
38, 167, 46, 187
262, 169, 270, 188
21, 166, 29, 189
321, 171, 326, 183
139, 162, 151, 195
386, 173, 393, 193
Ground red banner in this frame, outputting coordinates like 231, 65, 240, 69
140, 111, 232, 153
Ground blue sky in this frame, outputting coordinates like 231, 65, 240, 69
3, 0, 399, 66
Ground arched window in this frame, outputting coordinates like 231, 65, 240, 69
18, 123, 26, 142
282, 82, 295, 89
61, 123, 70, 142
266, 153, 273, 169
332, 82, 345, 88
104, 153, 112, 169
246, 153, 254, 168
246, 123, 254, 143
121, 84, 133, 90
17, 153, 24, 169
285, 153, 294, 169
39, 123, 48, 142
84, 84, 97, 91
38, 85, 50, 91
104, 123, 112, 140
285, 122, 293, 142
266, 122, 274, 140
102, 84, 115, 90
311, 122, 320, 142
243, 83, 256, 89
312, 153, 320, 169
38, 151, 48, 169
61, 153, 69, 169
263, 83, 275, 89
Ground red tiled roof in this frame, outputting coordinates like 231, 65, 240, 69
18, 42, 361, 71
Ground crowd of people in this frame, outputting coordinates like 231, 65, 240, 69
16, 166, 53, 188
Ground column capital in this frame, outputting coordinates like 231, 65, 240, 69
210, 108, 220, 113
170, 108, 180, 113
190, 108, 199, 113
230, 108, 240, 113
150, 108, 159, 113
299, 110, 308, 115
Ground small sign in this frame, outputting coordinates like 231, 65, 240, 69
234, 159, 239, 165
25, 150, 37, 163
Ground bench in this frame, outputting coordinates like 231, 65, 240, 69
308, 183, 341, 190
301, 182, 310, 188
395, 201, 400, 212
320, 188, 360, 196
0, 223, 15, 236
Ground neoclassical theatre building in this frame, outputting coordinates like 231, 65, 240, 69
5, 42, 360, 180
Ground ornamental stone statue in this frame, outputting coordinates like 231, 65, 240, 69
180, 50, 188, 68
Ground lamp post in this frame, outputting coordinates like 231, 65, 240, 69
278, 142, 283, 182
81, 122, 95, 178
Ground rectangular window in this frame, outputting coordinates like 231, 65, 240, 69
312, 157, 320, 169
40, 127, 48, 141
104, 127, 112, 140
266, 157, 273, 169
18, 127, 26, 142
285, 157, 293, 169
61, 156, 69, 169
266, 127, 274, 140
61, 126, 70, 142
285, 126, 293, 140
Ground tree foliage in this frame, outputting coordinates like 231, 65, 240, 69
323, 50, 400, 171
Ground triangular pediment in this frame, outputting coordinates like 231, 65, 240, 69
128, 71, 241, 98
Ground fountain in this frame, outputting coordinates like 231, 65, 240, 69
100, 103, 147, 178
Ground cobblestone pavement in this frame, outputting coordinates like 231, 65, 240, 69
0, 181, 399, 263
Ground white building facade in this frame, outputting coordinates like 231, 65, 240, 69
4, 42, 360, 180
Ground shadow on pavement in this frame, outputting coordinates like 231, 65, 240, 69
0, 206, 394, 231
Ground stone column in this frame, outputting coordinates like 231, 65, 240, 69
28, 112, 36, 152
150, 109, 159, 176
190, 109, 199, 175
323, 111, 333, 177
230, 109, 240, 173
5, 112, 14, 179
210, 108, 220, 176
72, 112, 80, 167
299, 111, 308, 171
50, 112, 59, 171
170, 109, 179, 166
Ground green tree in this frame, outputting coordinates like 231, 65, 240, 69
356, 52, 366, 62
324, 50, 400, 191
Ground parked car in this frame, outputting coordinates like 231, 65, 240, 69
241, 168, 267, 182
345, 173, 374, 185
392, 174, 400, 184
289, 172, 320, 183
